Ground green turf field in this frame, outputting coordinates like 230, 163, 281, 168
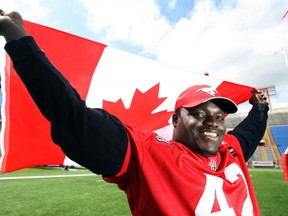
0, 168, 287, 215
249, 169, 288, 216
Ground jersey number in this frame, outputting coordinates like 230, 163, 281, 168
195, 163, 253, 215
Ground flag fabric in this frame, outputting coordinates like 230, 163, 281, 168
0, 21, 253, 173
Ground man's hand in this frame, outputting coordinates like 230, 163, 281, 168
249, 89, 269, 106
0, 10, 28, 42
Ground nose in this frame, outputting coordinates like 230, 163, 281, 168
203, 116, 219, 128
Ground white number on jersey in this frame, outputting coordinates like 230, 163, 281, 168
195, 163, 253, 215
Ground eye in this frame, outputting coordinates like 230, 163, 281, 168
216, 114, 225, 121
190, 111, 206, 118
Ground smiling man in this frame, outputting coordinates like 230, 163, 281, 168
0, 10, 269, 215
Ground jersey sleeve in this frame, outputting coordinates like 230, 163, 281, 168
228, 103, 269, 161
5, 36, 128, 177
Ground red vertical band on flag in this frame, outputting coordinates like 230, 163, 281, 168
1, 21, 107, 173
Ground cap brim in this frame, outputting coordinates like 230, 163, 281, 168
181, 97, 238, 114
208, 97, 238, 114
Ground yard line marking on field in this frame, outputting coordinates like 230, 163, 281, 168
0, 173, 101, 180
249, 169, 283, 172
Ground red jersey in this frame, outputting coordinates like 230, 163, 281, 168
105, 124, 260, 216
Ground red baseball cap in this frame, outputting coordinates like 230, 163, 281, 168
175, 85, 238, 113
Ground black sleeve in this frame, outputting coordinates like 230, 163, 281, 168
4, 36, 128, 177
228, 103, 269, 161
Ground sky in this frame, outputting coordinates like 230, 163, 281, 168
0, 0, 288, 113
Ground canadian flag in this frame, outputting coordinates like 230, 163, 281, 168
0, 21, 253, 173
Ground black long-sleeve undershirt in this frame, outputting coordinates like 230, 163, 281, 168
228, 103, 269, 161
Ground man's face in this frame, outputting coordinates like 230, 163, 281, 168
172, 101, 226, 157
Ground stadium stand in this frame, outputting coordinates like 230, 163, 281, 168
270, 125, 288, 155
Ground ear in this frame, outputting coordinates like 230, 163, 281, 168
172, 113, 178, 127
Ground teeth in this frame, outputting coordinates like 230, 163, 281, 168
203, 131, 217, 137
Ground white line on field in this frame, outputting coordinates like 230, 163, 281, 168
249, 169, 283, 172
0, 173, 103, 180
0, 169, 282, 180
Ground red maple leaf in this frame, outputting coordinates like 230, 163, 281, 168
102, 83, 173, 131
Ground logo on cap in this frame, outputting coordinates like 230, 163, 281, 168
196, 87, 218, 97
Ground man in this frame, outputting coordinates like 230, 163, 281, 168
0, 10, 269, 215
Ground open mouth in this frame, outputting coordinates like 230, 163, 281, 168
202, 131, 218, 138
